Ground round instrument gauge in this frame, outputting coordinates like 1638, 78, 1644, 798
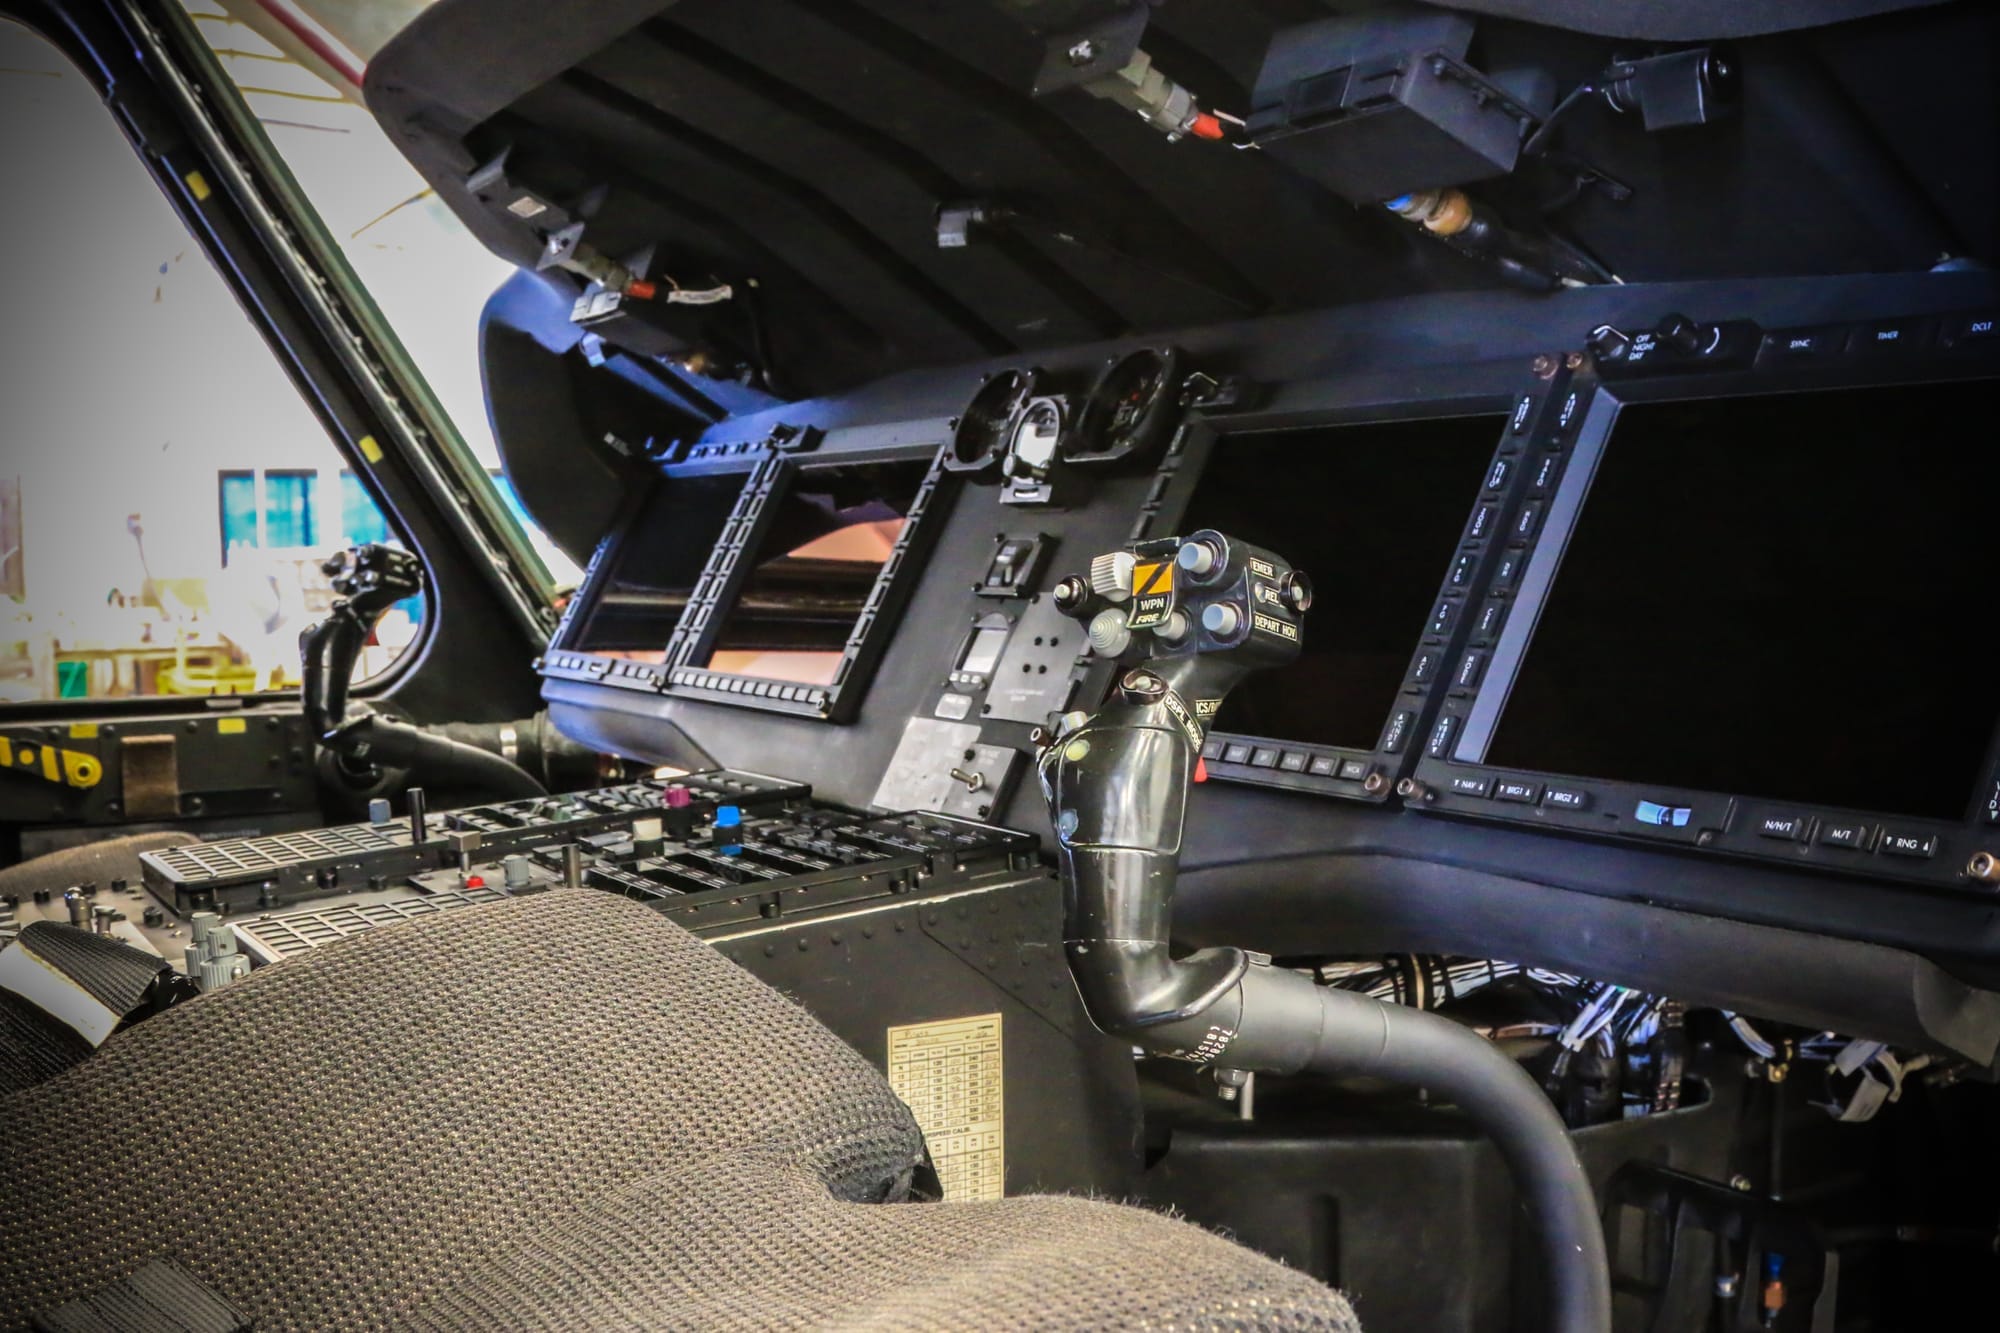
946, 369, 1035, 474
1070, 346, 1183, 466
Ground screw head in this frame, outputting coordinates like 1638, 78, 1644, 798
1066, 39, 1096, 65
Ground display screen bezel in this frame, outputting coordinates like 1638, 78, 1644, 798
1169, 402, 1513, 798
1415, 351, 2000, 886
549, 468, 753, 663
659, 443, 954, 722
546, 443, 952, 722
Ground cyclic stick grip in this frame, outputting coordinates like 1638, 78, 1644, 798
1040, 530, 1610, 1333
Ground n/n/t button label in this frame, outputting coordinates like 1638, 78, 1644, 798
1756, 814, 1808, 842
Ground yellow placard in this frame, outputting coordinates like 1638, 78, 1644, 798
1130, 560, 1174, 599
887, 1014, 1004, 1202
217, 717, 247, 735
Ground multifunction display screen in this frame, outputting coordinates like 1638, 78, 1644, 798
567, 473, 745, 657
1184, 415, 1500, 750
1480, 378, 2000, 820
700, 457, 930, 686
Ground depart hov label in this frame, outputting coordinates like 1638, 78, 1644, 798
1252, 611, 1298, 642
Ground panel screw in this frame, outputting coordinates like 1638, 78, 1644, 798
1531, 354, 1559, 378
1067, 39, 1096, 65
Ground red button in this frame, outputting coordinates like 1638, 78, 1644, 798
465, 875, 485, 888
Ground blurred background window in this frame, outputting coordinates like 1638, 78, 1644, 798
0, 6, 572, 706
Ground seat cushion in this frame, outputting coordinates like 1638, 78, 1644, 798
0, 888, 926, 1328
398, 1159, 1361, 1332
0, 887, 1358, 1331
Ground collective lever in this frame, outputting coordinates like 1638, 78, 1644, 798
1040, 529, 1611, 1333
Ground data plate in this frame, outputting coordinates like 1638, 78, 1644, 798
886, 1013, 1005, 1201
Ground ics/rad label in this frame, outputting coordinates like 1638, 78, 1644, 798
1252, 611, 1299, 642
887, 1013, 1005, 1201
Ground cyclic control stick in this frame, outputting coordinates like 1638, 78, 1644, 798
1040, 530, 1611, 1333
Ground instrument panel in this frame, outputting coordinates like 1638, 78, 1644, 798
1409, 330, 2000, 896
543, 278, 2000, 931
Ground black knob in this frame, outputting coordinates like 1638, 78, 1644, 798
1585, 324, 1630, 362
1657, 313, 1705, 355
1280, 570, 1314, 615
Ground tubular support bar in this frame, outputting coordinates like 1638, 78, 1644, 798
1146, 962, 1613, 1332
1043, 529, 1612, 1332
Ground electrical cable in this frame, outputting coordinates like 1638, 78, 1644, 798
1522, 81, 1600, 158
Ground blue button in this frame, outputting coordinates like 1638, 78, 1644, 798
1635, 800, 1691, 828
715, 805, 742, 830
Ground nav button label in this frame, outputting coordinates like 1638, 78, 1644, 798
1382, 710, 1416, 755
1756, 813, 1809, 842
1449, 775, 1493, 798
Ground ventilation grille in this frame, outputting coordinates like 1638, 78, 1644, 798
233, 889, 505, 963
146, 826, 400, 883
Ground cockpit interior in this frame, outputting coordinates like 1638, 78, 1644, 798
1, 1, 1996, 1329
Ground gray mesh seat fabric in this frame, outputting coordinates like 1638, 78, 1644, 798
0, 888, 1358, 1331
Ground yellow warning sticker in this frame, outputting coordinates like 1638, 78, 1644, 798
887, 1013, 1004, 1202
1127, 559, 1177, 630
358, 435, 385, 464
184, 170, 211, 202
1130, 560, 1174, 599
217, 718, 247, 735
68, 723, 98, 740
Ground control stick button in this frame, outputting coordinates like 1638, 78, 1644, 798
1201, 603, 1241, 636
1177, 539, 1220, 577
